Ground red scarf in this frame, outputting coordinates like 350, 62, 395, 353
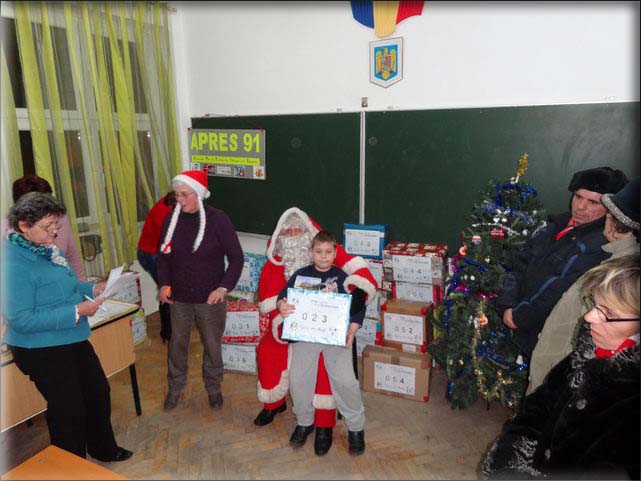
595, 338, 638, 359
555, 218, 576, 241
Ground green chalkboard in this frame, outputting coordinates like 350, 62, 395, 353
365, 102, 639, 254
192, 113, 361, 237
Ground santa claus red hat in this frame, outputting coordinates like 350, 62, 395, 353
160, 170, 210, 254
172, 170, 210, 199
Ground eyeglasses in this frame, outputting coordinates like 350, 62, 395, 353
583, 295, 640, 323
174, 191, 195, 199
35, 221, 62, 234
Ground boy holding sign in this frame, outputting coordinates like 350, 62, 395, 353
277, 231, 367, 455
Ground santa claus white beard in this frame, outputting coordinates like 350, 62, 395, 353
276, 233, 314, 280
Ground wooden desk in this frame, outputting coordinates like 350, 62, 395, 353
1, 445, 127, 480
1, 300, 142, 432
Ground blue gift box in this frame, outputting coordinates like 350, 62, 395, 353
233, 252, 267, 292
343, 224, 389, 259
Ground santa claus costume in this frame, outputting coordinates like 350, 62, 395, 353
255, 207, 378, 431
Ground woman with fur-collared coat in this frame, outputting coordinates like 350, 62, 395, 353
482, 254, 640, 480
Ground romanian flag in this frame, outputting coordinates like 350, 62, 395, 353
351, 1, 424, 38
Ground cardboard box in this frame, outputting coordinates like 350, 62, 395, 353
362, 345, 432, 402
343, 224, 389, 259
221, 343, 257, 374
382, 242, 447, 286
381, 299, 433, 353
223, 300, 269, 343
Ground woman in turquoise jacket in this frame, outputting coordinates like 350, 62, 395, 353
2, 192, 132, 462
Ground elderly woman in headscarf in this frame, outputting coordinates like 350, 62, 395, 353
2, 192, 132, 462
482, 253, 639, 480
157, 170, 244, 411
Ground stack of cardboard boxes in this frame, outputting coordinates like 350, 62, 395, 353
362, 241, 448, 402
221, 300, 268, 374
222, 251, 268, 374
343, 224, 389, 357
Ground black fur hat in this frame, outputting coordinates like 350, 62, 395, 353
601, 177, 640, 230
568, 167, 628, 194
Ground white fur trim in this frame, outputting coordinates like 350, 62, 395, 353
173, 175, 210, 199
266, 207, 319, 265
341, 256, 369, 275
313, 393, 336, 410
344, 274, 377, 305
271, 314, 288, 345
259, 296, 278, 315
256, 370, 289, 404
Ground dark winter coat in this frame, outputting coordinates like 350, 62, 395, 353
495, 212, 609, 359
481, 322, 640, 480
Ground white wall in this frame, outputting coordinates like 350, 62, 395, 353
169, 1, 639, 121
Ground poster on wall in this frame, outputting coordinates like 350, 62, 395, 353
189, 128, 266, 180
370, 37, 403, 88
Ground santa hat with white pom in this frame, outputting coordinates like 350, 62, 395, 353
160, 170, 210, 254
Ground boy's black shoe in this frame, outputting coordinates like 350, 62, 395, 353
314, 427, 333, 455
289, 424, 314, 447
253, 402, 286, 426
348, 430, 365, 455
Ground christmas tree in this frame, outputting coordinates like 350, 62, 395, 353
428, 154, 547, 410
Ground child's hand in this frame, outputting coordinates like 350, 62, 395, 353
345, 322, 360, 349
278, 298, 295, 317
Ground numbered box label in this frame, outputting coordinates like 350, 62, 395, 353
374, 362, 416, 395
391, 255, 433, 283
394, 282, 433, 303
345, 229, 382, 257
383, 312, 424, 345
224, 311, 260, 338
222, 344, 257, 373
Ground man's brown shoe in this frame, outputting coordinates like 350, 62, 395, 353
163, 392, 180, 411
208, 392, 224, 409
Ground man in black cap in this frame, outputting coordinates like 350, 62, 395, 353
526, 177, 639, 393
495, 166, 628, 360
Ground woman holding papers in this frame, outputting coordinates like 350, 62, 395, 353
157, 170, 243, 411
2, 192, 133, 463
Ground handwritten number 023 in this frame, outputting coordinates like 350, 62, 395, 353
301, 312, 328, 323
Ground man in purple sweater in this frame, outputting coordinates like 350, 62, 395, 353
157, 170, 243, 411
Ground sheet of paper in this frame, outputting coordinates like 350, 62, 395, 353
87, 299, 138, 327
104, 264, 124, 293
97, 264, 137, 300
